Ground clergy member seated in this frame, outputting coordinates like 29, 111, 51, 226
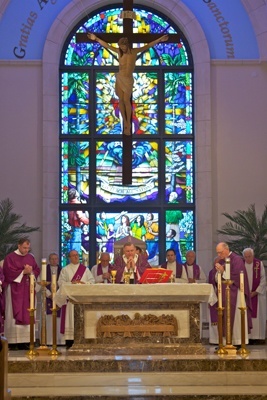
183, 250, 206, 283
160, 249, 188, 283
91, 252, 113, 283
55, 250, 95, 349
113, 242, 151, 283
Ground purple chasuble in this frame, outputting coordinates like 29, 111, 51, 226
183, 263, 200, 280
161, 262, 183, 278
249, 258, 261, 318
113, 254, 151, 283
3, 252, 40, 325
96, 263, 113, 281
219, 252, 252, 336
60, 264, 87, 334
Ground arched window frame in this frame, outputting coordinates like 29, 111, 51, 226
42, 0, 212, 269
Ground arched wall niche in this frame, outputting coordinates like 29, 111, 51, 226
42, 0, 212, 266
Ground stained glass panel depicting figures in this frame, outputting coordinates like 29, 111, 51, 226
165, 140, 193, 204
61, 72, 89, 135
165, 72, 192, 135
95, 211, 159, 265
61, 210, 90, 267
95, 72, 158, 135
61, 141, 89, 204
165, 209, 194, 263
96, 140, 158, 202
64, 8, 189, 68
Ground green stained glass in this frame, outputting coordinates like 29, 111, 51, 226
165, 209, 194, 263
61, 72, 89, 135
165, 141, 193, 204
165, 72, 192, 135
61, 141, 89, 204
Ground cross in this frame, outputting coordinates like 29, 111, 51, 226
76, 0, 182, 184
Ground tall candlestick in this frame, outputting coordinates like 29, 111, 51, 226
30, 273, 34, 309
52, 273, 57, 309
217, 272, 222, 308
225, 257, 230, 280
41, 258, 47, 281
240, 271, 245, 308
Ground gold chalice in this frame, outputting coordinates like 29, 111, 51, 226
111, 270, 117, 284
123, 271, 131, 284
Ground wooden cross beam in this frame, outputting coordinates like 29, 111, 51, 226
76, 0, 182, 184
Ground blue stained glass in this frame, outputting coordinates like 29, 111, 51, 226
96, 141, 158, 203
165, 141, 193, 204
166, 209, 194, 263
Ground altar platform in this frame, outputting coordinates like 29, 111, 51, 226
7, 343, 267, 399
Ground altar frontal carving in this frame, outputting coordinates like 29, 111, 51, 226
96, 312, 178, 338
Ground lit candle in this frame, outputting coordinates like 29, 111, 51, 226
41, 258, 47, 281
52, 273, 57, 309
225, 257, 230, 280
240, 271, 245, 308
217, 272, 222, 308
30, 273, 34, 309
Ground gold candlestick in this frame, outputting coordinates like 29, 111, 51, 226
111, 270, 117, 284
26, 308, 39, 357
215, 306, 227, 355
223, 279, 237, 355
237, 307, 250, 355
48, 308, 61, 356
36, 280, 51, 354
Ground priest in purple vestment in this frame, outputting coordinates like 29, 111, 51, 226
91, 252, 113, 283
113, 242, 151, 283
3, 238, 40, 350
213, 242, 252, 346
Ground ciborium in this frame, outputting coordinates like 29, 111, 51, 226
111, 270, 117, 284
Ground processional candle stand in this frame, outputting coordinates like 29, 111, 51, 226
222, 278, 237, 355
26, 273, 39, 357
237, 271, 250, 356
215, 272, 227, 355
48, 273, 61, 356
36, 259, 50, 354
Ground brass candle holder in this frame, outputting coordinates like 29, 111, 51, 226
215, 306, 227, 355
36, 280, 51, 354
111, 270, 117, 284
48, 308, 62, 356
237, 306, 250, 356
222, 279, 237, 355
26, 308, 39, 357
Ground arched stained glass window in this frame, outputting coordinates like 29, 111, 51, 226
60, 5, 194, 267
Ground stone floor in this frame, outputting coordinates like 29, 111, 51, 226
7, 343, 267, 399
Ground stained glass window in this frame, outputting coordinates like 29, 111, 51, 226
60, 6, 194, 267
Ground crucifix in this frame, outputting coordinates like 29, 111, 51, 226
76, 0, 182, 184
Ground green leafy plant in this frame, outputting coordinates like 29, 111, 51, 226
217, 204, 267, 260
0, 198, 40, 260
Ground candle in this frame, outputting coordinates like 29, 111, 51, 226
41, 258, 47, 281
217, 272, 222, 308
225, 257, 230, 280
240, 271, 245, 308
30, 273, 34, 309
51, 273, 57, 309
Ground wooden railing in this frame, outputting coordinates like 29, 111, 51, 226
0, 337, 11, 400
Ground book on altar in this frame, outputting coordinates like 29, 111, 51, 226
139, 268, 173, 284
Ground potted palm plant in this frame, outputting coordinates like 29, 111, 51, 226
0, 198, 39, 261
217, 203, 267, 261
